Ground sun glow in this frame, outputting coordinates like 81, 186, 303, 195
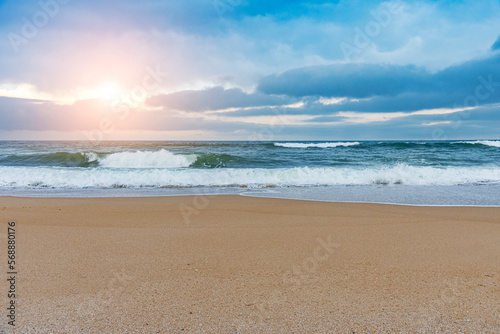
95, 82, 122, 101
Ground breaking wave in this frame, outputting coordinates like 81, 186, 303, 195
274, 142, 360, 148
97, 150, 196, 168
456, 140, 500, 148
0, 149, 197, 168
1, 164, 499, 189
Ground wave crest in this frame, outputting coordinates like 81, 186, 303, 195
274, 142, 360, 148
457, 140, 500, 148
98, 149, 196, 168
2, 164, 499, 188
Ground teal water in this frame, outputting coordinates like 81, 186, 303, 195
0, 140, 499, 205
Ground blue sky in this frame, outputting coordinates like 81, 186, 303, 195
0, 0, 499, 140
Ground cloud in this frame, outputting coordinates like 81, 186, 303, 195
0, 97, 120, 131
256, 52, 500, 112
492, 35, 500, 51
1, 95, 499, 140
258, 63, 432, 98
147, 86, 294, 112
1, 0, 500, 140
2, 0, 500, 95
0, 95, 272, 134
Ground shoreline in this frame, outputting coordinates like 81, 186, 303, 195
1, 193, 500, 208
1, 182, 500, 207
1, 195, 499, 332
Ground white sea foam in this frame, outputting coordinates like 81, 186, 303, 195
457, 140, 500, 148
274, 142, 360, 148
96, 149, 197, 168
83, 152, 99, 163
1, 164, 499, 188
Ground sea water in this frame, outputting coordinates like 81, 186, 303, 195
0, 140, 499, 205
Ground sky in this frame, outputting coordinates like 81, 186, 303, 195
0, 0, 499, 141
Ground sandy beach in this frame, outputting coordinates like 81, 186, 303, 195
0, 195, 499, 333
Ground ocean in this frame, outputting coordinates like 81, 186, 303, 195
0, 140, 499, 206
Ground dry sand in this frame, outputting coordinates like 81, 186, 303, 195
0, 195, 499, 333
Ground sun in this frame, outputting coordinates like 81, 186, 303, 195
95, 82, 122, 101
